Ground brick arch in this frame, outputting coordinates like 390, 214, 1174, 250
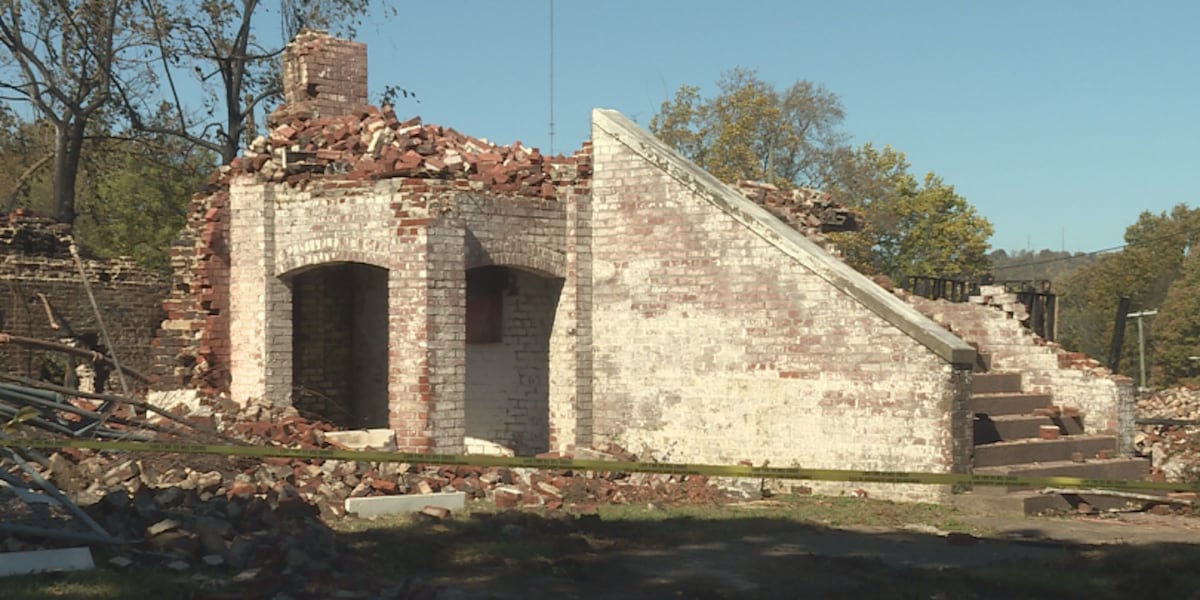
464, 238, 566, 279
276, 247, 392, 280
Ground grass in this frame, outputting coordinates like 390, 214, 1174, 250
1, 565, 189, 599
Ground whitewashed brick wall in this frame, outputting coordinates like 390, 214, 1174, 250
465, 269, 561, 454
587, 110, 973, 502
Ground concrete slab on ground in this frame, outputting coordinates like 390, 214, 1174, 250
345, 492, 466, 518
0, 547, 94, 577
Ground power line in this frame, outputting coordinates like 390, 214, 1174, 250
992, 244, 1123, 271
993, 223, 1200, 271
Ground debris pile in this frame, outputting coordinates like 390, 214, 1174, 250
1139, 386, 1200, 422
207, 106, 592, 199
735, 180, 860, 244
1136, 387, 1200, 482
0, 384, 736, 586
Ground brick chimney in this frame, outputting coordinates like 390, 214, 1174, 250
282, 30, 368, 118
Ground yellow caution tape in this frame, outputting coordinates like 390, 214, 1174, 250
2, 437, 1197, 493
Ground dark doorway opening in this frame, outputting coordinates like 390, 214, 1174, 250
290, 263, 388, 427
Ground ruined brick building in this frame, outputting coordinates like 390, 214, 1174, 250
152, 32, 1139, 505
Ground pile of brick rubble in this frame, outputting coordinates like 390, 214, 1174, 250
734, 180, 860, 246
215, 105, 592, 198
0, 393, 735, 591
1136, 387, 1200, 482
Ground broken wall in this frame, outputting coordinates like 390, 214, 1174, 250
0, 215, 166, 386
155, 188, 230, 393
588, 110, 975, 502
222, 174, 585, 454
152, 73, 594, 452
904, 287, 1132, 447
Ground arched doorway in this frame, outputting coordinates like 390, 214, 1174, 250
289, 263, 389, 427
465, 266, 563, 456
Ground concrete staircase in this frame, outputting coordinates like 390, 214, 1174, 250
955, 371, 1150, 517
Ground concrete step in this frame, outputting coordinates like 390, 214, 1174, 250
970, 457, 1151, 493
971, 372, 1021, 394
954, 489, 1160, 518
972, 435, 1117, 468
969, 392, 1053, 416
974, 414, 1085, 444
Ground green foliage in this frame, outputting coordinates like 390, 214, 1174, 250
649, 68, 846, 188
1055, 204, 1200, 381
827, 144, 993, 282
650, 73, 993, 283
1154, 250, 1200, 384
72, 137, 211, 272
0, 111, 55, 208
989, 249, 1098, 283
0, 0, 146, 225
0, 112, 208, 271
1055, 254, 1130, 369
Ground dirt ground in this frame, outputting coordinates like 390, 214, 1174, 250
8, 497, 1200, 599
320, 502, 1200, 600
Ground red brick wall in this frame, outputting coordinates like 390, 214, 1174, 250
153, 189, 230, 393
282, 31, 367, 118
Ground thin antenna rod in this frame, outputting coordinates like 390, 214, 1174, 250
549, 0, 555, 155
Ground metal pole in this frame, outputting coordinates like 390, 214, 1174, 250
1137, 316, 1146, 390
1108, 297, 1131, 372
1127, 309, 1158, 391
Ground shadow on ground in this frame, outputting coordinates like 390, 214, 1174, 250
332, 510, 1200, 600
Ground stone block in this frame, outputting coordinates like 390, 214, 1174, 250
0, 547, 94, 577
344, 492, 466, 518
323, 429, 397, 451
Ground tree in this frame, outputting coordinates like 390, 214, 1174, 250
650, 73, 993, 282
650, 68, 847, 188
130, 0, 378, 164
1055, 204, 1200, 380
0, 0, 144, 226
826, 143, 993, 282
988, 249, 1097, 283
0, 105, 55, 209
73, 135, 212, 272
0, 108, 206, 269
1153, 250, 1200, 385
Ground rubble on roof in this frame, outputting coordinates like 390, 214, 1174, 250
735, 181, 861, 244
204, 106, 592, 200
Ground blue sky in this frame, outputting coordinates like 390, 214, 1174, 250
355, 1, 1199, 253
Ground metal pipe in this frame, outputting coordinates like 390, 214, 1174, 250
1127, 309, 1158, 391
0, 523, 120, 545
0, 333, 151, 382
0, 372, 239, 443
0, 448, 116, 541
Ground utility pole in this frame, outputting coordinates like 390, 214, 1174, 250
1127, 309, 1158, 392
548, 0, 555, 155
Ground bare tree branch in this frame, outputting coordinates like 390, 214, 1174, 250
3, 150, 53, 211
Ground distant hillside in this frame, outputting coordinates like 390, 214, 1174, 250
990, 249, 1099, 286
